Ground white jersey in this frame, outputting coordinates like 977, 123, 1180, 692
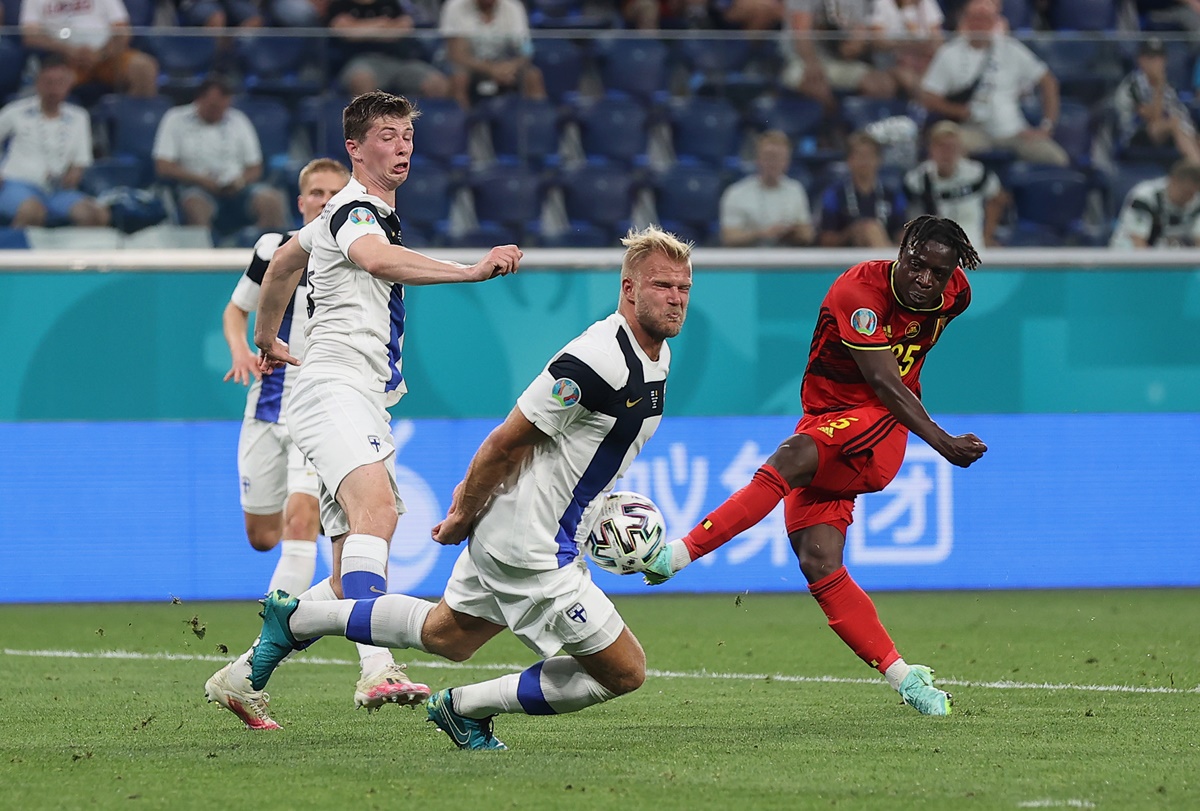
472, 312, 670, 571
903, 158, 1001, 250
1110, 177, 1200, 248
230, 232, 308, 424
297, 177, 408, 405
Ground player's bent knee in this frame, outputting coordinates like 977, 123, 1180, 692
768, 434, 818, 488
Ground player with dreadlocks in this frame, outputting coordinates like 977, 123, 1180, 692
644, 215, 987, 715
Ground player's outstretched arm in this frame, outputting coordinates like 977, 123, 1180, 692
254, 237, 309, 372
221, 302, 260, 385
431, 406, 548, 546
850, 347, 987, 468
349, 237, 522, 286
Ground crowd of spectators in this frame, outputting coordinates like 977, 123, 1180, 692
0, 0, 1199, 248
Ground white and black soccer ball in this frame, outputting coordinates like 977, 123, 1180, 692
584, 491, 666, 575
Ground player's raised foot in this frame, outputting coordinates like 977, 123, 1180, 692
898, 664, 952, 716
426, 689, 507, 750
205, 662, 282, 730
249, 589, 301, 691
354, 662, 431, 711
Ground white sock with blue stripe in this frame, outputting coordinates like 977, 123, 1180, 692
340, 534, 395, 675
453, 657, 616, 719
288, 593, 434, 652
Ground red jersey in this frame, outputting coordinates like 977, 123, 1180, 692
801, 259, 971, 415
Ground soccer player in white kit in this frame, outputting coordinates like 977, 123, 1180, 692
205, 91, 521, 730
246, 226, 693, 749
221, 158, 350, 593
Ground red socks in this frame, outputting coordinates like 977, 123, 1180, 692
808, 567, 900, 673
682, 464, 790, 560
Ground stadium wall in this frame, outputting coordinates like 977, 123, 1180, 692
1, 249, 1197, 601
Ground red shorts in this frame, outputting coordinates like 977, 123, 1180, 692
783, 406, 908, 536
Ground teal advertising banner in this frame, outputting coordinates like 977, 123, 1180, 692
1, 266, 1198, 420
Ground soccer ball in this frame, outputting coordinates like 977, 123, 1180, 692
584, 491, 667, 575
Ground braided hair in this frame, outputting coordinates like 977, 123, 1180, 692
898, 215, 981, 271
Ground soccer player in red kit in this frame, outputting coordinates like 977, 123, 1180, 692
645, 216, 988, 715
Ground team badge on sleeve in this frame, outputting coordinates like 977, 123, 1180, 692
851, 308, 879, 335
551, 378, 581, 407
348, 207, 378, 226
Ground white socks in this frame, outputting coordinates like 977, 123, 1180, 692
339, 534, 396, 676
453, 657, 616, 718
884, 659, 912, 691
289, 593, 433, 652
267, 540, 317, 596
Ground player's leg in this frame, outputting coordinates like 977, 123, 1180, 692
266, 440, 321, 596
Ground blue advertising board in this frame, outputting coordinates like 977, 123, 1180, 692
1, 413, 1196, 603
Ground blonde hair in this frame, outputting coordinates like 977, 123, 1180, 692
298, 158, 350, 192
757, 129, 791, 152
620, 224, 693, 281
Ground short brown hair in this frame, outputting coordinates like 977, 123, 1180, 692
757, 129, 791, 152
298, 158, 350, 192
847, 131, 882, 155
343, 91, 420, 143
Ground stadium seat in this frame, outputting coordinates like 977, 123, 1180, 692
678, 37, 752, 77
653, 164, 725, 240
596, 39, 669, 102
410, 98, 469, 168
237, 36, 323, 98
531, 39, 585, 103
80, 157, 145, 197
299, 94, 352, 165
469, 165, 543, 227
1000, 0, 1033, 29
1053, 101, 1093, 168
668, 97, 742, 168
232, 96, 292, 172
483, 96, 560, 165
95, 94, 173, 183
146, 35, 216, 78
1105, 162, 1163, 219
1033, 40, 1123, 105
750, 94, 825, 141
540, 222, 612, 247
1008, 166, 1090, 232
559, 164, 636, 227
572, 96, 649, 165
394, 163, 453, 230
0, 226, 30, 249
0, 38, 25, 99
840, 96, 910, 133
1049, 0, 1117, 29
446, 222, 520, 247
123, 0, 157, 27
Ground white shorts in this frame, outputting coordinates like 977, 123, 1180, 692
286, 376, 405, 537
444, 541, 625, 659
237, 418, 319, 515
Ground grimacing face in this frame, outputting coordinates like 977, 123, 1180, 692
893, 240, 958, 310
629, 255, 692, 341
352, 115, 413, 187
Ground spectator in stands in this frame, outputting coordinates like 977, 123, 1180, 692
20, 0, 158, 98
818, 131, 907, 247
439, 0, 546, 109
868, 0, 944, 98
0, 57, 109, 228
903, 121, 1006, 248
719, 130, 814, 247
1134, 0, 1200, 32
919, 0, 1068, 167
328, 0, 451, 98
152, 76, 287, 241
1110, 159, 1200, 248
1111, 38, 1200, 165
781, 0, 898, 111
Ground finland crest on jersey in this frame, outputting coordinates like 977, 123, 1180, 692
471, 312, 670, 571
229, 231, 308, 424
296, 178, 408, 405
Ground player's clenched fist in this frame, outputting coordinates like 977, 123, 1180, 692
939, 433, 987, 468
472, 245, 523, 280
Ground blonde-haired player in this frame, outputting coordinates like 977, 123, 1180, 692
246, 226, 693, 749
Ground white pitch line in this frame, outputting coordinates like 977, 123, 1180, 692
4, 648, 1198, 696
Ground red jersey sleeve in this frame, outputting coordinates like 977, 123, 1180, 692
826, 266, 893, 351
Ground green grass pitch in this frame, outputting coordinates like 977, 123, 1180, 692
1, 590, 1197, 810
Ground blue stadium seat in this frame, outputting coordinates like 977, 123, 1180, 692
446, 222, 520, 248
395, 163, 452, 230
396, 222, 433, 248
1008, 166, 1090, 232
0, 226, 30, 249
668, 97, 742, 168
483, 96, 560, 165
1106, 162, 1163, 219
232, 96, 292, 172
0, 38, 24, 100
531, 39, 585, 103
840, 96, 910, 133
298, 94, 351, 165
238, 36, 323, 98
653, 164, 725, 239
597, 39, 669, 102
751, 94, 825, 141
1053, 101, 1093, 168
573, 96, 649, 164
412, 98, 469, 168
540, 222, 612, 247
80, 157, 144, 197
95, 94, 173, 183
1000, 0, 1033, 29
1005, 223, 1065, 247
1049, 0, 1117, 30
123, 0, 157, 27
678, 38, 752, 76
559, 164, 636, 226
469, 165, 543, 227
